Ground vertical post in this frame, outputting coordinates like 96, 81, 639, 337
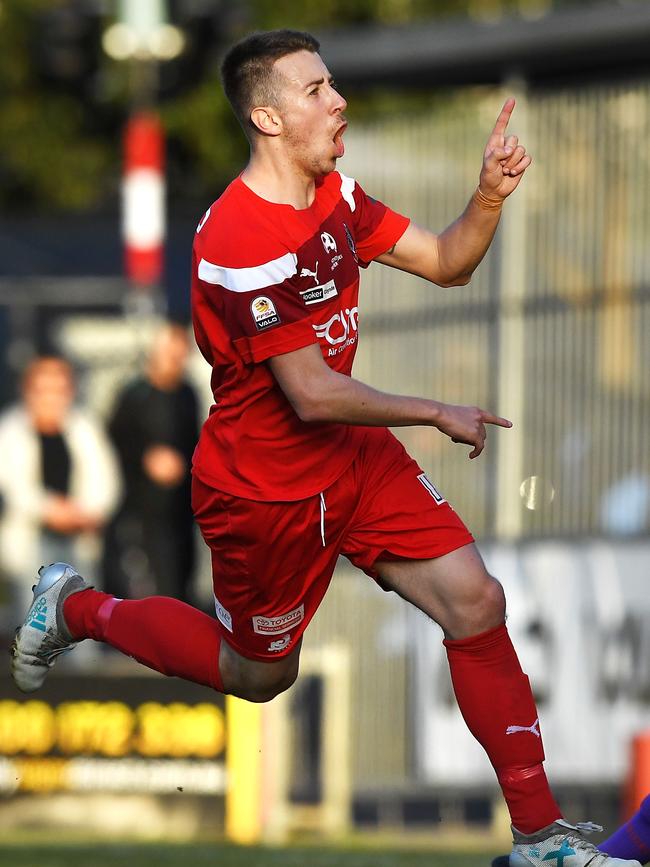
625, 731, 650, 818
117, 0, 167, 299
122, 111, 165, 288
494, 79, 529, 540
225, 695, 263, 844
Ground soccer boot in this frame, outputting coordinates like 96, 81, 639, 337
11, 562, 90, 693
510, 820, 642, 867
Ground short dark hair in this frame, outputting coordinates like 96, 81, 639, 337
220, 29, 320, 139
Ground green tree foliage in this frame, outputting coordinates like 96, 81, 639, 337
0, 0, 588, 212
0, 0, 112, 212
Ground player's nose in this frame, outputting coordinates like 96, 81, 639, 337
331, 87, 347, 113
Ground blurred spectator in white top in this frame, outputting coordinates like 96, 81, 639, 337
0, 356, 120, 626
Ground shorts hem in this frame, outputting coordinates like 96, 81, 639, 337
364, 532, 475, 581
217, 623, 304, 663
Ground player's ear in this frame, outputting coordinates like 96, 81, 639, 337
250, 106, 282, 137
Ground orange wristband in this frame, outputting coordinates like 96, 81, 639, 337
473, 187, 504, 211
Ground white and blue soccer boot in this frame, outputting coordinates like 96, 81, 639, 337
11, 562, 90, 693
510, 820, 642, 867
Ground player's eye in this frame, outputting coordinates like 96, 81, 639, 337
309, 87, 319, 96
329, 79, 338, 90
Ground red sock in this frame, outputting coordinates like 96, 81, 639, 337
444, 623, 561, 834
64, 590, 223, 692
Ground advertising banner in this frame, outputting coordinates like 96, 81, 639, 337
0, 669, 226, 797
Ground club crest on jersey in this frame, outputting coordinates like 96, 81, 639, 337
320, 231, 337, 254
343, 222, 358, 262
251, 295, 280, 330
299, 279, 338, 306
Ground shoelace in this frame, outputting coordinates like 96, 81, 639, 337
36, 630, 73, 665
573, 823, 604, 835
559, 824, 606, 858
12, 626, 72, 667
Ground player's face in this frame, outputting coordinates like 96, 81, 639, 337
273, 50, 347, 177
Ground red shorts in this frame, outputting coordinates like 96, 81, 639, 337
192, 427, 473, 661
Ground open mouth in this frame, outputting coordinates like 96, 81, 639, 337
333, 122, 347, 157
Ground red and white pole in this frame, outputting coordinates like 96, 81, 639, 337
122, 111, 165, 287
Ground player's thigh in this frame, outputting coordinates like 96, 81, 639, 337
340, 428, 503, 637
192, 475, 342, 662
341, 428, 473, 576
375, 544, 506, 639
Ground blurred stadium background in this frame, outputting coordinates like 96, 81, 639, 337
1, 0, 650, 864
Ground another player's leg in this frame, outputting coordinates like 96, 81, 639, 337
11, 561, 300, 701
377, 547, 640, 867
600, 796, 650, 863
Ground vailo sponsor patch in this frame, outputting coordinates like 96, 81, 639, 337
251, 295, 280, 330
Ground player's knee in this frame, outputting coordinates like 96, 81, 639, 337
239, 665, 299, 703
479, 574, 506, 624
448, 570, 505, 636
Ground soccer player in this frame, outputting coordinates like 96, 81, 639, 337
12, 29, 640, 867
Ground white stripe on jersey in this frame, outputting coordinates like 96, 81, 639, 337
339, 172, 356, 213
198, 251, 298, 292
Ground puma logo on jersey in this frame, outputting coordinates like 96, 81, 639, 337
300, 261, 319, 284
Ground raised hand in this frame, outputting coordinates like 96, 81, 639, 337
479, 98, 532, 201
435, 402, 513, 459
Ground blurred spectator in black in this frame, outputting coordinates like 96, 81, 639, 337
104, 322, 200, 603
0, 356, 120, 624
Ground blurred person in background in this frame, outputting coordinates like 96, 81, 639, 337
10, 31, 641, 867
0, 356, 119, 624
104, 322, 200, 602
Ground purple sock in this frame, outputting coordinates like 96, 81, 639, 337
600, 796, 650, 863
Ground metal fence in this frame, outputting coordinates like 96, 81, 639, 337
296, 78, 650, 801
340, 79, 650, 541
4, 76, 649, 817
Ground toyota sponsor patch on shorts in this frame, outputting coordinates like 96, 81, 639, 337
252, 604, 304, 635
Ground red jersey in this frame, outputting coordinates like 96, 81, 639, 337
191, 170, 409, 501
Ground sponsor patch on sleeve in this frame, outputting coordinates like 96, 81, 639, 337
251, 295, 281, 330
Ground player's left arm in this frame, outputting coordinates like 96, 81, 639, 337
375, 98, 531, 287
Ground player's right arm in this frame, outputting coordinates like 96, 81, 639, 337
269, 344, 511, 459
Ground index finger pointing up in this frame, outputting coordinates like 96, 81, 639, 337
488, 98, 516, 146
